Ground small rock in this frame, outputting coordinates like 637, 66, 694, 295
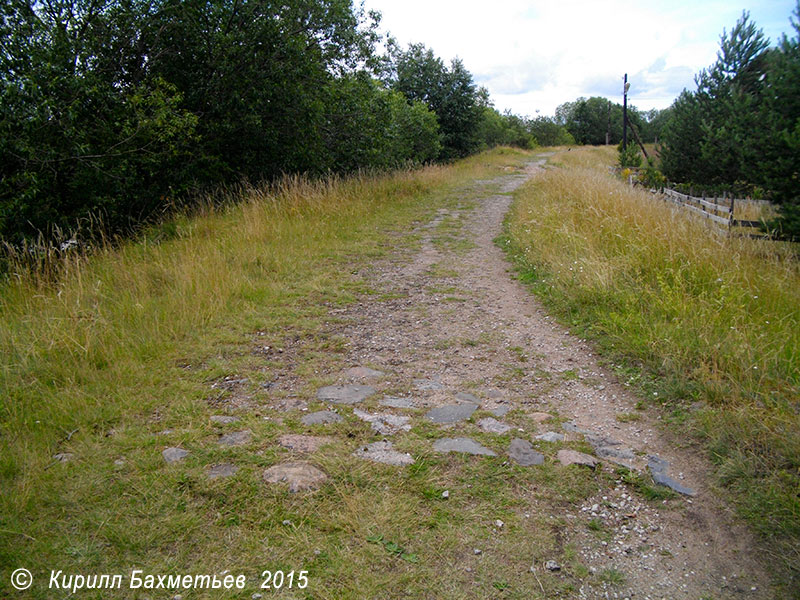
433, 437, 496, 456
207, 463, 238, 480
495, 519, 504, 528
648, 455, 696, 496
252, 594, 263, 600
282, 519, 293, 526
218, 429, 252, 447
545, 560, 561, 572
210, 415, 240, 425
114, 458, 126, 467
477, 417, 512, 434
345, 366, 385, 379
316, 384, 375, 405
379, 396, 415, 409
455, 391, 480, 403
529, 412, 554, 424
535, 431, 565, 443
557, 449, 598, 468
354, 441, 414, 466
52, 452, 74, 463
490, 405, 511, 417
473, 548, 482, 555
162, 447, 189, 464
353, 408, 411, 435
414, 377, 444, 391
425, 404, 478, 424
442, 490, 450, 499
301, 410, 343, 426
508, 438, 544, 466
262, 462, 327, 493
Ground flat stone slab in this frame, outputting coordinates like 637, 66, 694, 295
218, 430, 252, 446
535, 431, 565, 443
278, 434, 334, 453
354, 441, 415, 466
353, 408, 411, 436
477, 417, 512, 434
207, 463, 239, 480
508, 438, 544, 466
301, 410, 343, 425
433, 437, 497, 456
557, 449, 598, 468
316, 384, 375, 405
490, 405, 511, 417
162, 447, 189, 463
414, 377, 444, 391
263, 462, 327, 492
346, 366, 385, 379
379, 396, 415, 409
648, 456, 696, 496
530, 412, 555, 424
425, 403, 478, 424
210, 415, 240, 425
455, 391, 480, 403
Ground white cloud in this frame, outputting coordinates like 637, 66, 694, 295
363, 0, 796, 116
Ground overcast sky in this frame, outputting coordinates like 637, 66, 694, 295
361, 0, 797, 117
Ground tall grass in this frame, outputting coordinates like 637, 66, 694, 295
503, 146, 800, 584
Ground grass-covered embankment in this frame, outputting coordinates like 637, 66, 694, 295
6, 148, 619, 600
501, 146, 800, 585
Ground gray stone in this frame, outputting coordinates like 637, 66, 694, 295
52, 452, 74, 463
353, 408, 411, 436
530, 412, 555, 424
508, 438, 544, 466
442, 490, 450, 499
162, 447, 189, 463
562, 421, 591, 433
584, 433, 636, 467
316, 384, 375, 405
425, 403, 478, 424
490, 405, 511, 418
218, 430, 252, 447
648, 456, 696, 496
346, 366, 385, 379
263, 462, 327, 492
433, 437, 497, 456
278, 434, 334, 453
545, 560, 561, 572
207, 463, 239, 480
379, 396, 415, 409
301, 410, 343, 425
354, 441, 415, 466
455, 391, 480, 403
413, 377, 444, 391
535, 431, 565, 443
557, 449, 598, 468
477, 417, 512, 434
210, 415, 240, 425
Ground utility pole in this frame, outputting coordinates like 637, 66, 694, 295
622, 73, 629, 149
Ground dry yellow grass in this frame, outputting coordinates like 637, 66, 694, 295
503, 146, 800, 581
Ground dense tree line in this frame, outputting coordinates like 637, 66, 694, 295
0, 1, 540, 244
555, 96, 666, 147
659, 5, 800, 237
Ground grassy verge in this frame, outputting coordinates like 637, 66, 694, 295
3, 147, 639, 599
501, 146, 800, 588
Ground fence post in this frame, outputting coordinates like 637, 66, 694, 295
729, 195, 735, 231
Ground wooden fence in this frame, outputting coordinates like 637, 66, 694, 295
612, 167, 769, 234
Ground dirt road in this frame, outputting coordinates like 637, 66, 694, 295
318, 157, 772, 598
